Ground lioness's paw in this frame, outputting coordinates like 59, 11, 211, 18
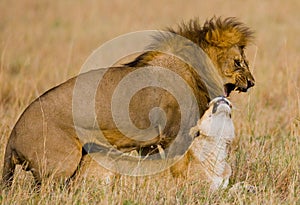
229, 181, 256, 194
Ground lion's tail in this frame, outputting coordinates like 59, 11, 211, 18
2, 132, 16, 188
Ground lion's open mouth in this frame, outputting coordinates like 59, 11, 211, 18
224, 83, 235, 97
224, 83, 248, 97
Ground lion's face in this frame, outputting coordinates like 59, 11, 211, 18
214, 45, 255, 97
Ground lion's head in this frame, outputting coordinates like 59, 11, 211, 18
169, 17, 255, 96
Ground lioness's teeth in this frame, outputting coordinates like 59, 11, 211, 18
234, 87, 238, 91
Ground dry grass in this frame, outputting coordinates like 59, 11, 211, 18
0, 0, 299, 204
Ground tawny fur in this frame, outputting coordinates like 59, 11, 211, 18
174, 97, 235, 191
77, 97, 235, 192
2, 17, 254, 186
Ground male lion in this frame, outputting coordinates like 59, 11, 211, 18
2, 17, 254, 186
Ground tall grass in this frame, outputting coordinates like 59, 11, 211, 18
0, 0, 299, 204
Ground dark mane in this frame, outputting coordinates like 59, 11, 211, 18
125, 16, 254, 67
168, 16, 254, 48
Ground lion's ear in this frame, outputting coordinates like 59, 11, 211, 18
205, 28, 242, 48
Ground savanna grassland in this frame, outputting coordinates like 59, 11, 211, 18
0, 0, 299, 204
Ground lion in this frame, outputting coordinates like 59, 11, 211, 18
77, 96, 235, 192
2, 17, 255, 186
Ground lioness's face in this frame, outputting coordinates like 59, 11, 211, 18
192, 96, 234, 139
209, 96, 232, 116
216, 46, 255, 96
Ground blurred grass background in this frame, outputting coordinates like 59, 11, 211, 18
0, 0, 299, 204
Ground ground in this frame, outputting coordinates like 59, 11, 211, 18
0, 0, 299, 204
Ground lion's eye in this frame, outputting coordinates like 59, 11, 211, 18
234, 59, 241, 67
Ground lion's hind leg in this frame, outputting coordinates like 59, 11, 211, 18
2, 143, 16, 187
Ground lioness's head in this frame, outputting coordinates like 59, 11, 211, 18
191, 96, 234, 139
170, 17, 255, 96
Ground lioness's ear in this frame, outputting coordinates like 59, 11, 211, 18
189, 126, 200, 138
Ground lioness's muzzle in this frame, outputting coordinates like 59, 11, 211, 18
212, 97, 231, 114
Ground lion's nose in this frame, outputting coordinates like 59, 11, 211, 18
247, 79, 255, 88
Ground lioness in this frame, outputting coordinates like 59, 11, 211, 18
2, 17, 254, 186
78, 96, 234, 192
173, 96, 234, 191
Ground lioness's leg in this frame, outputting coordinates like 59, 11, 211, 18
170, 154, 188, 178
75, 154, 115, 184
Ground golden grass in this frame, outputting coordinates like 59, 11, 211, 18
0, 0, 299, 204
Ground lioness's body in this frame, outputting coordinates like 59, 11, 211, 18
3, 17, 255, 185
169, 97, 234, 191
78, 97, 235, 192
